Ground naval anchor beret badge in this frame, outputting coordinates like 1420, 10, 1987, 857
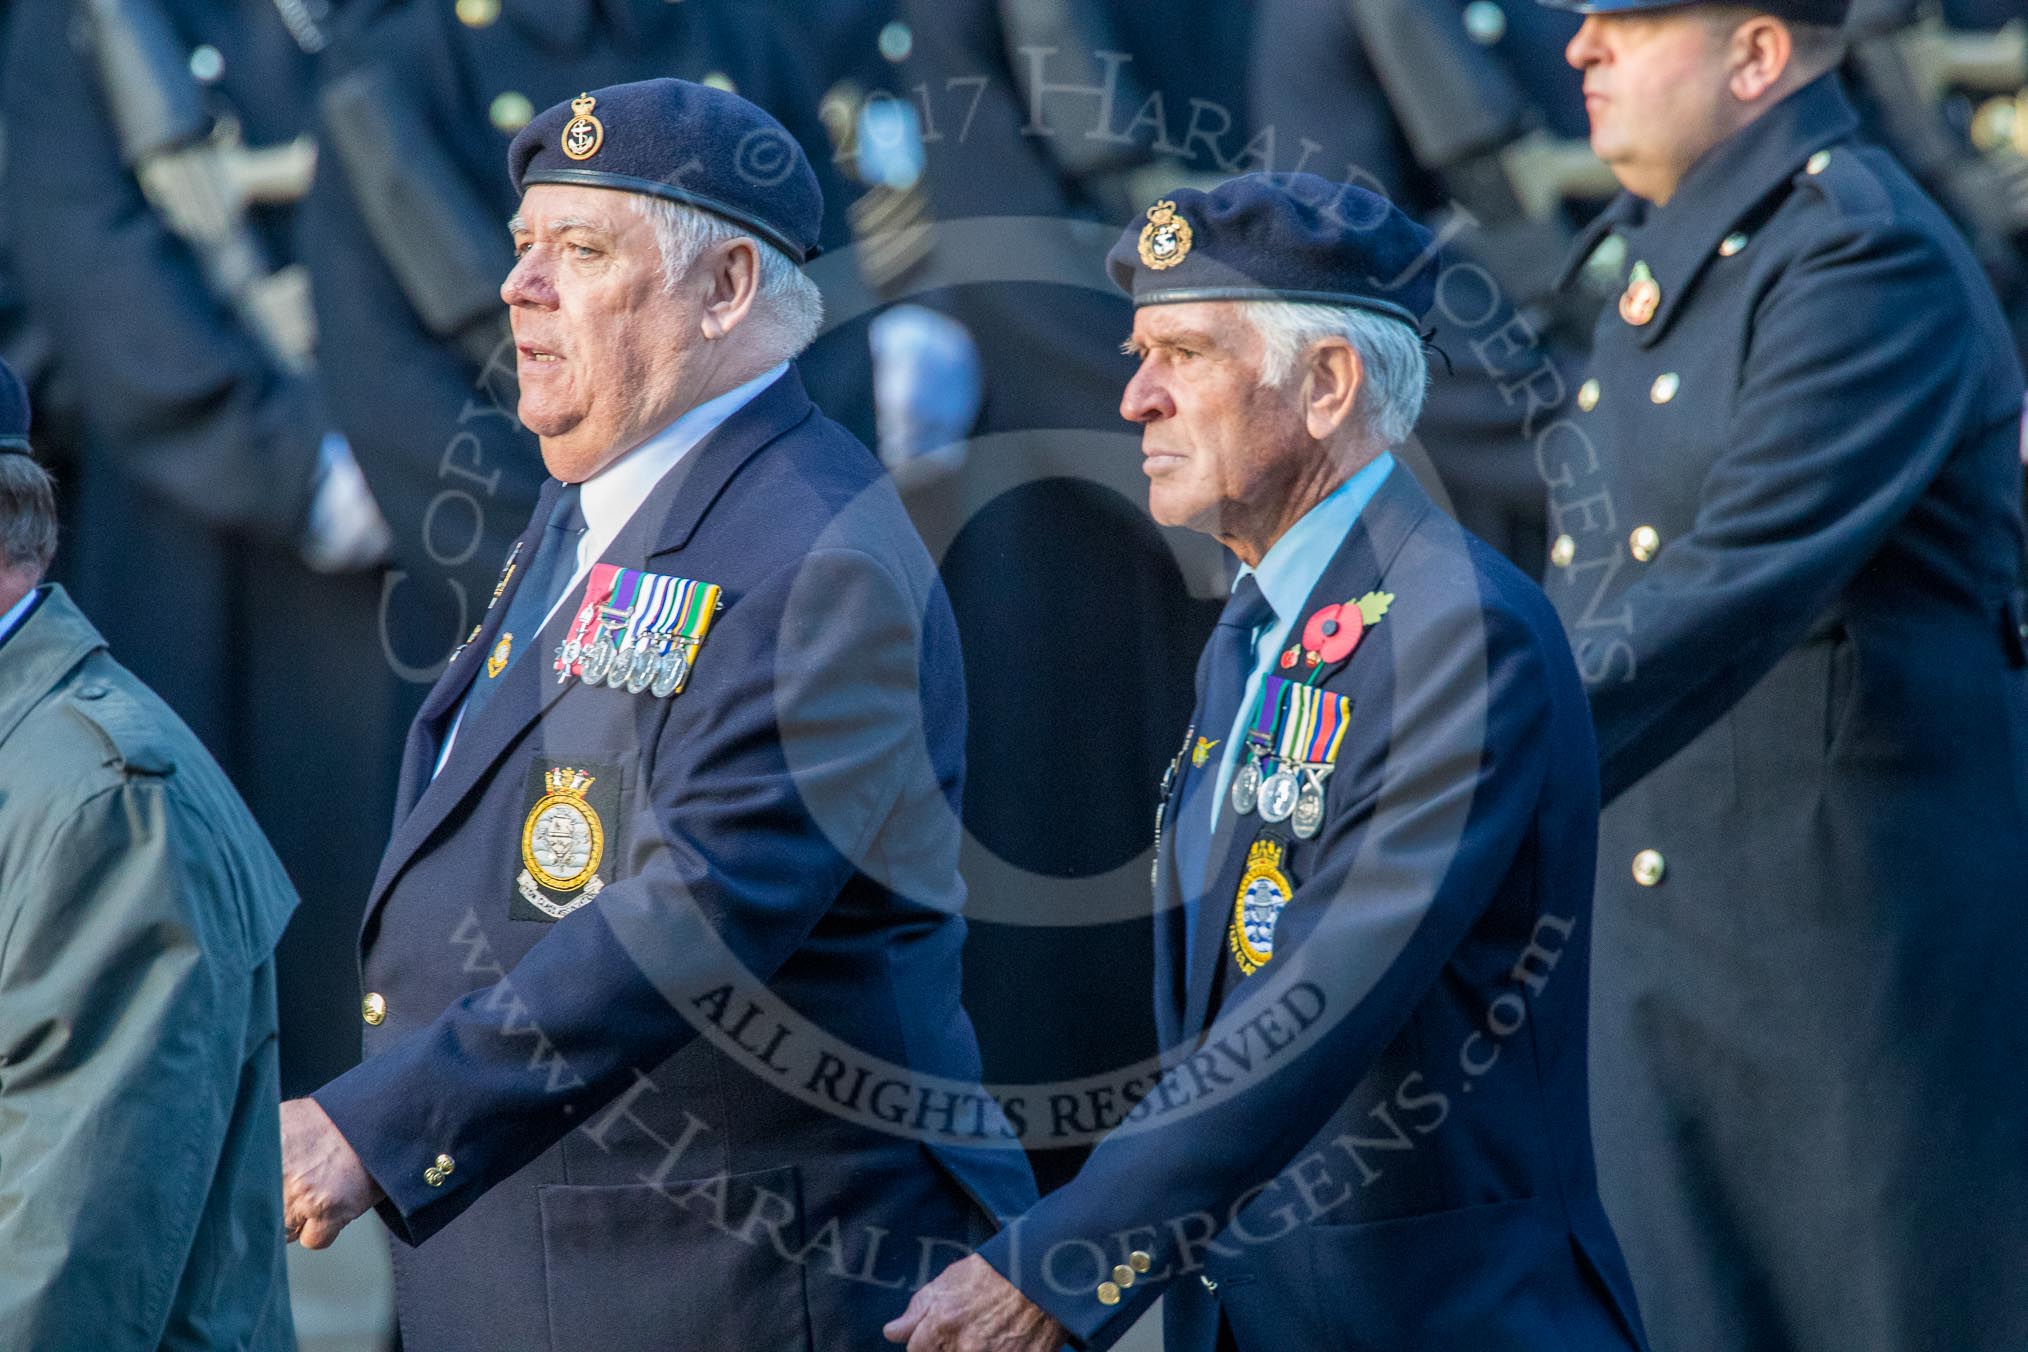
515, 764, 619, 920
562, 92, 604, 161
1138, 199, 1193, 271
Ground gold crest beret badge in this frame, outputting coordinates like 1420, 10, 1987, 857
1138, 199, 1193, 271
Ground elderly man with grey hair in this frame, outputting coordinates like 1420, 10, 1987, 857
0, 362, 301, 1347
278, 78, 1035, 1351
891, 174, 1643, 1352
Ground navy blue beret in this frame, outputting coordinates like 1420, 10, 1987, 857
1536, 0, 1848, 23
509, 78, 823, 264
1107, 173, 1436, 328
0, 357, 29, 454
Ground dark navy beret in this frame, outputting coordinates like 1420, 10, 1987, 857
1106, 173, 1436, 328
0, 357, 29, 454
509, 78, 823, 264
1535, 0, 1848, 24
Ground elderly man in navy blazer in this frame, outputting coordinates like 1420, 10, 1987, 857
889, 176, 1648, 1351
278, 79, 1037, 1349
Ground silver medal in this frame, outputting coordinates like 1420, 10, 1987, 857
581, 636, 615, 685
626, 643, 658, 693
1292, 778, 1325, 838
1258, 767, 1300, 823
1230, 758, 1262, 816
650, 648, 689, 699
607, 643, 638, 689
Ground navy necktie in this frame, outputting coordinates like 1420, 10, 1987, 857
460, 483, 584, 726
1171, 574, 1276, 942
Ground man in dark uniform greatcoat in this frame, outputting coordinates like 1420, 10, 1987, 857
1538, 0, 2028, 1345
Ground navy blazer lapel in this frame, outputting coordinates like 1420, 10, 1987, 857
636, 366, 817, 563
1177, 466, 1434, 1043
389, 480, 565, 826
365, 368, 817, 919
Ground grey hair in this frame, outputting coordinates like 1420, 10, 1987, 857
1247, 301, 1429, 449
0, 451, 57, 578
627, 197, 824, 361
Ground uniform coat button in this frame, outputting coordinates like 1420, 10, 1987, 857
1096, 1281, 1121, 1306
1550, 534, 1576, 569
1649, 372, 1680, 404
1128, 1251, 1153, 1273
1633, 849, 1667, 887
1577, 377, 1600, 412
1630, 526, 1661, 563
361, 992, 387, 1025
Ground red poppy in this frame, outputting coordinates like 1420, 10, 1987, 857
1302, 603, 1363, 663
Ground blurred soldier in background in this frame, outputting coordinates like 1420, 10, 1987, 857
1250, 0, 1619, 572
0, 362, 299, 1351
1543, 0, 2028, 1344
1844, 0, 2028, 362
1842, 0, 2028, 533
0, 0, 403, 1096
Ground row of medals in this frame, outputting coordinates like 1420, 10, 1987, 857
1230, 752, 1331, 840
559, 628, 690, 698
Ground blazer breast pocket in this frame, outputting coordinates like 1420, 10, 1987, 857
538, 1167, 813, 1351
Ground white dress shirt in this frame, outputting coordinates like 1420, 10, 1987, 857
433, 363, 788, 775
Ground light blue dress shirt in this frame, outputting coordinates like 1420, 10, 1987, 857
0, 586, 41, 649
1209, 453, 1395, 827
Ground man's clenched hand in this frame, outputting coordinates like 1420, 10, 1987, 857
883, 1253, 1068, 1351
280, 1097, 382, 1249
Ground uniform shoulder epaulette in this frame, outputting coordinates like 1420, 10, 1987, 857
1789, 145, 1893, 221
61, 677, 178, 777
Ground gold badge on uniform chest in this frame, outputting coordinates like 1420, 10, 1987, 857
1619, 260, 1660, 327
1230, 838, 1294, 976
514, 763, 622, 921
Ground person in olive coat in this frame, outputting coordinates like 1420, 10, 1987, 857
1540, 0, 2028, 1346
0, 367, 300, 1350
